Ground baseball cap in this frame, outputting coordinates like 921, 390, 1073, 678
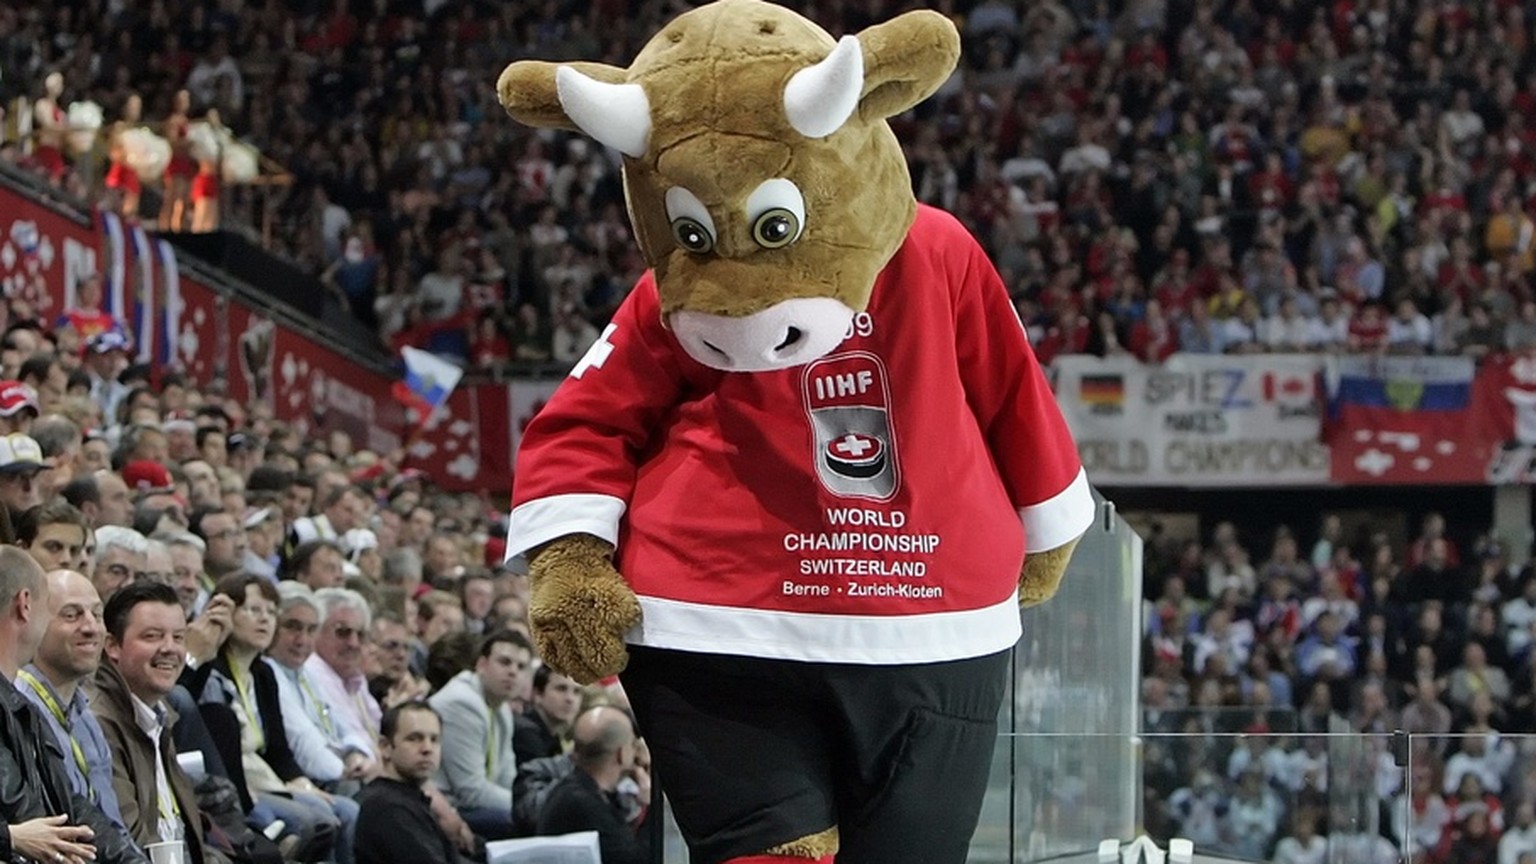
121, 460, 175, 494
342, 528, 379, 561
0, 382, 39, 417
88, 330, 131, 354
0, 434, 44, 474
243, 506, 275, 529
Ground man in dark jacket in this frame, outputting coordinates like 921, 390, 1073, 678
355, 702, 469, 864
0, 546, 148, 864
536, 707, 652, 864
92, 580, 223, 864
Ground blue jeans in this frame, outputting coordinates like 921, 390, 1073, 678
250, 790, 358, 864
459, 804, 516, 840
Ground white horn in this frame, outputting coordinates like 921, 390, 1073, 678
783, 35, 864, 139
555, 66, 651, 158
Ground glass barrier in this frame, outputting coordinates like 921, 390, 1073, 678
655, 496, 1146, 862
1402, 731, 1536, 864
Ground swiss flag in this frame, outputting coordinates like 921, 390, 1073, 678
1327, 404, 1489, 484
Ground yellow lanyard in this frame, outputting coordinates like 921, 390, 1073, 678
228, 658, 266, 751
17, 670, 94, 799
297, 674, 335, 735
486, 709, 498, 774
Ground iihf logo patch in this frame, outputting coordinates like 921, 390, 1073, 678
802, 352, 900, 500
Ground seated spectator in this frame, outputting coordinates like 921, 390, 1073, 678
15, 500, 90, 575
355, 703, 473, 864
19, 567, 129, 832
365, 613, 428, 709
90, 525, 148, 600
305, 588, 382, 764
1385, 297, 1434, 355
428, 629, 531, 839
192, 573, 352, 863
1295, 611, 1359, 681
287, 539, 347, 591
515, 664, 582, 766
1501, 802, 1536, 864
1457, 304, 1504, 358
1447, 643, 1512, 715
268, 585, 376, 786
1443, 727, 1515, 798
536, 706, 653, 864
93, 580, 224, 863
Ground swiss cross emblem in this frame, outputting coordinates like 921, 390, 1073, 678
831, 434, 879, 459
824, 432, 886, 479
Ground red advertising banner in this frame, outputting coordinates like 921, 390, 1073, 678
0, 192, 95, 323
271, 325, 403, 457
0, 179, 520, 491
402, 386, 513, 493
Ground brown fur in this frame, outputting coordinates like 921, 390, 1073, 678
526, 534, 642, 684
1018, 538, 1081, 608
765, 826, 840, 859
499, 0, 964, 683
497, 0, 959, 319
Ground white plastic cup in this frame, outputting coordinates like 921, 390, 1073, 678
145, 840, 187, 864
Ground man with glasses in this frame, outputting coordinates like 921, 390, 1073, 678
269, 585, 377, 787
89, 526, 148, 600
190, 508, 248, 580
367, 614, 428, 709
304, 589, 383, 765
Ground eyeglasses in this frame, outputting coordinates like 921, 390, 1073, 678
329, 625, 366, 642
237, 604, 277, 619
102, 563, 147, 584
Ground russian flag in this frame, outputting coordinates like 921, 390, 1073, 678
391, 346, 464, 427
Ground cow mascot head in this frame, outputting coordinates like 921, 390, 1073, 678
498, 2, 1092, 862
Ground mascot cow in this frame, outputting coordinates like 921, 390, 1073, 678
498, 2, 1094, 862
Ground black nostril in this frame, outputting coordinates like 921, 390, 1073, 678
702, 340, 730, 359
776, 327, 803, 351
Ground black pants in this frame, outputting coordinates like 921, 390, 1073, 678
622, 646, 1010, 864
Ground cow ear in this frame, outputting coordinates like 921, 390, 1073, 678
855, 10, 961, 121
497, 60, 630, 132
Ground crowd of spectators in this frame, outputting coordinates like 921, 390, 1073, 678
0, 292, 655, 864
8, 0, 1536, 372
6, 0, 1536, 863
1138, 512, 1536, 864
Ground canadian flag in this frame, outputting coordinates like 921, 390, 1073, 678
1262, 370, 1314, 403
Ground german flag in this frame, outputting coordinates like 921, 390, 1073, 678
1079, 374, 1124, 407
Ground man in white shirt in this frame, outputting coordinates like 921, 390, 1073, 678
268, 585, 374, 786
1501, 801, 1536, 864
303, 589, 382, 763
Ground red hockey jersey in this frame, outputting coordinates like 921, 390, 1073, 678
508, 206, 1094, 664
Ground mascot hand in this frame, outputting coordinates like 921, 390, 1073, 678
527, 533, 642, 684
1017, 537, 1081, 609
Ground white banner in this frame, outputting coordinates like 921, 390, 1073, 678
1053, 354, 1331, 487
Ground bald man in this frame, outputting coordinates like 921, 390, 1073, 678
536, 707, 652, 864
18, 570, 127, 831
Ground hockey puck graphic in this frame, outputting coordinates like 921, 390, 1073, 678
825, 432, 886, 478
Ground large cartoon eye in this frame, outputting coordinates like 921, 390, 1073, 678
665, 186, 716, 255
752, 209, 800, 249
672, 217, 715, 253
745, 179, 806, 249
